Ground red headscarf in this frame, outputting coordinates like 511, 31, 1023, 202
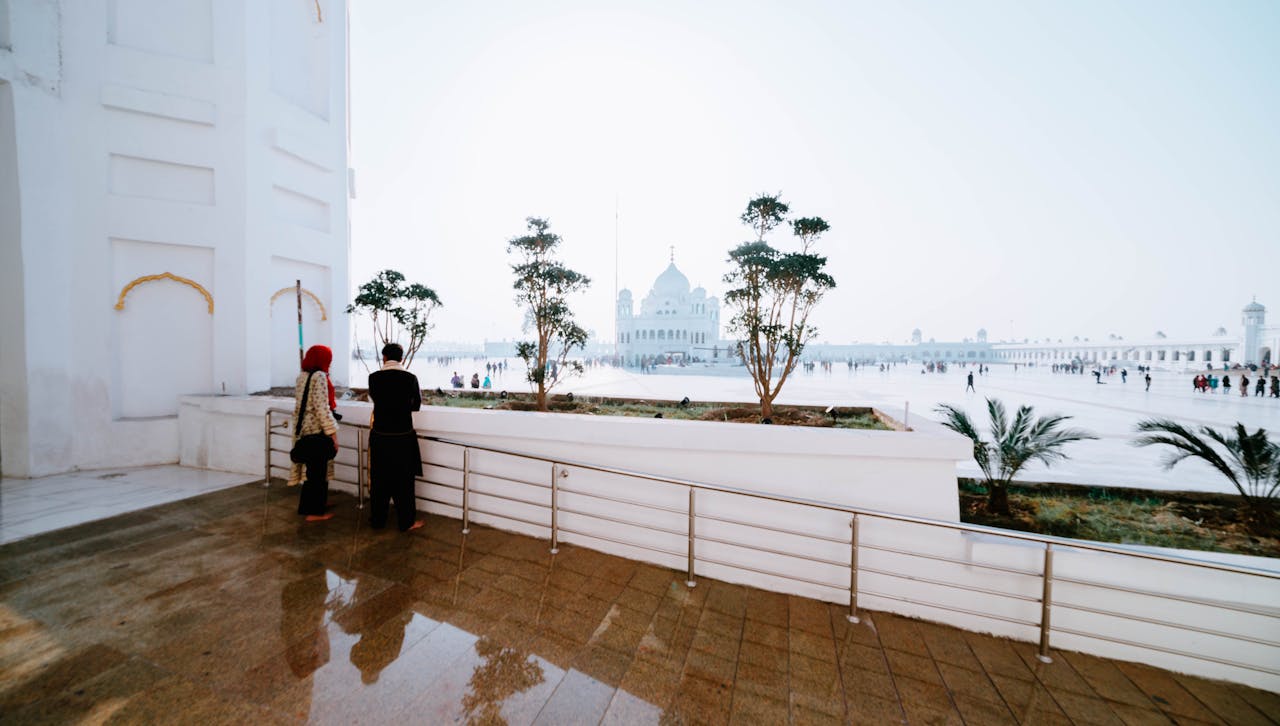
301, 345, 337, 410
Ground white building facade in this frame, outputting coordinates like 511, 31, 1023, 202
991, 301, 1276, 371
1, 0, 351, 477
616, 261, 722, 365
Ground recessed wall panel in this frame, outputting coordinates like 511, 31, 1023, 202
109, 154, 214, 205
107, 0, 213, 63
269, 0, 330, 118
111, 239, 214, 418
273, 185, 330, 232
269, 257, 332, 387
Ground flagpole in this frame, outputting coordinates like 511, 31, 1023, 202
614, 193, 619, 366
296, 279, 304, 367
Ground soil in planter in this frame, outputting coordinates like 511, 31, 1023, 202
259, 387, 892, 430
958, 479, 1280, 557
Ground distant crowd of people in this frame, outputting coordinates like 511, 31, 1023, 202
1192, 371, 1280, 397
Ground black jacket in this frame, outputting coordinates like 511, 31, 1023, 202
368, 368, 422, 433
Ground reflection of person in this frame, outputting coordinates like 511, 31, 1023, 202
350, 607, 411, 684
368, 343, 423, 532
290, 345, 340, 521
281, 570, 330, 688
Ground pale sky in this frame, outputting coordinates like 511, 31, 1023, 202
349, 0, 1279, 346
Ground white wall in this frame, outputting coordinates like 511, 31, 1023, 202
181, 394, 1280, 691
0, 1, 350, 476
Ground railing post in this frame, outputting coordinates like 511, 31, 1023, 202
263, 411, 272, 488
549, 463, 559, 554
686, 488, 697, 588
356, 428, 365, 510
848, 514, 860, 623
1038, 543, 1054, 663
461, 448, 471, 534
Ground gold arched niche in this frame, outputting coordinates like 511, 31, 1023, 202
115, 272, 214, 314
270, 286, 328, 321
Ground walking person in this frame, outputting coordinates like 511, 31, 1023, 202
289, 345, 339, 522
1256, 376, 1266, 397
1144, 372, 1151, 391
368, 343, 424, 532
1271, 376, 1279, 398
1223, 375, 1231, 395
1241, 374, 1249, 397
966, 371, 975, 392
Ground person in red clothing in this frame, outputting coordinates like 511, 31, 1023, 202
291, 345, 339, 521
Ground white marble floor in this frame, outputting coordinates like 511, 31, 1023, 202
0, 466, 260, 544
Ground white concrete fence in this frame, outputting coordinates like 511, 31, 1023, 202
180, 394, 1280, 692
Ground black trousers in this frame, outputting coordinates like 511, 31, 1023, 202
370, 475, 416, 531
297, 456, 329, 516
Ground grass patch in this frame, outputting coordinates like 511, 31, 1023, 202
959, 479, 1278, 557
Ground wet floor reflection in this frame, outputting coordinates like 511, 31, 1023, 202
461, 638, 545, 725
0, 484, 1266, 725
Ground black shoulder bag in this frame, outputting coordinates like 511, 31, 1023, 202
289, 372, 338, 464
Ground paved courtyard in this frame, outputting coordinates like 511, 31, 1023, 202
377, 361, 1280, 494
2, 482, 1275, 724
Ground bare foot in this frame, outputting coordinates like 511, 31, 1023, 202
406, 521, 424, 532
305, 513, 335, 522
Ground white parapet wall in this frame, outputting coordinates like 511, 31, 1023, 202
180, 394, 1280, 692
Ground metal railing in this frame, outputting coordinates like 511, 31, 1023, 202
265, 407, 1280, 676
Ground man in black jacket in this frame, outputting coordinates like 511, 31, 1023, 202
368, 343, 423, 532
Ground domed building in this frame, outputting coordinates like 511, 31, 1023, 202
616, 258, 721, 366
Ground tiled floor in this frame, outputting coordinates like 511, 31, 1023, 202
0, 482, 1275, 725
0, 466, 259, 544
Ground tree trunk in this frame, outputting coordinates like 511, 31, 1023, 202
760, 397, 773, 421
987, 484, 1011, 516
536, 384, 547, 412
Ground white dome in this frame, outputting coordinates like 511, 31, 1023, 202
618, 288, 632, 300
1244, 300, 1265, 313
652, 263, 690, 296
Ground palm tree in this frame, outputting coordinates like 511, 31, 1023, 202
1134, 419, 1279, 532
936, 398, 1097, 515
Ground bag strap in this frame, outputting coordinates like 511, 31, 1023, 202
295, 372, 316, 436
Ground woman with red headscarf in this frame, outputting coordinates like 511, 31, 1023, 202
290, 345, 340, 520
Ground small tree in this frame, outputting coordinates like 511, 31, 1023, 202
346, 270, 441, 369
723, 193, 835, 420
936, 398, 1097, 515
1133, 419, 1278, 533
508, 217, 591, 411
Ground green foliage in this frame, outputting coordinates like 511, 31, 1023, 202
345, 269, 441, 368
1133, 419, 1279, 532
936, 398, 1097, 515
723, 193, 836, 418
508, 217, 591, 411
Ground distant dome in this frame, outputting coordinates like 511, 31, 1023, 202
977, 328, 987, 336
912, 328, 922, 336
618, 288, 632, 300
652, 262, 690, 297
1244, 300, 1266, 313
1213, 326, 1227, 336
692, 285, 706, 297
